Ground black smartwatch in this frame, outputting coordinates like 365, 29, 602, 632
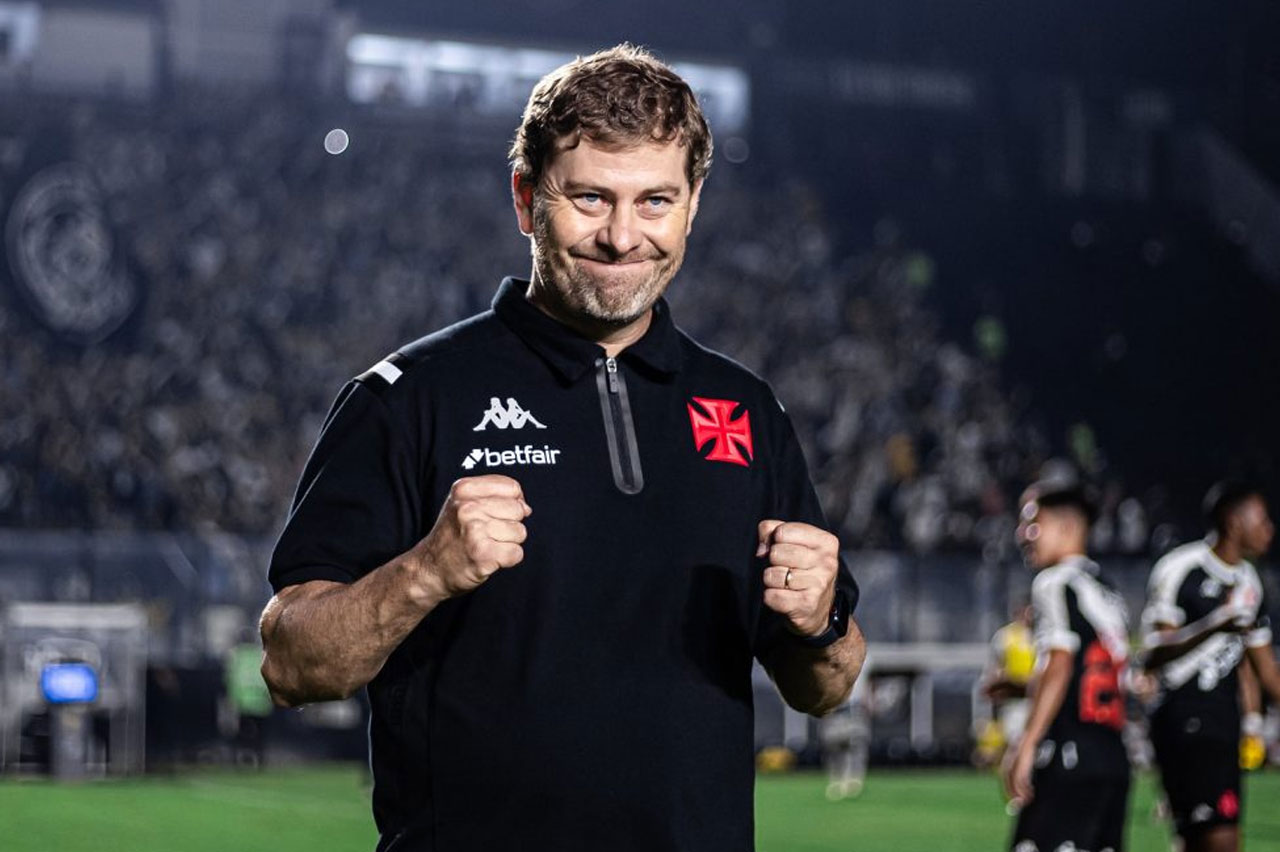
792, 588, 850, 649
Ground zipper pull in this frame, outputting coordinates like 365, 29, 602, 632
605, 357, 620, 393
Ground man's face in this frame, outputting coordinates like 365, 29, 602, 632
1016, 501, 1048, 569
1232, 495, 1275, 559
1016, 501, 1077, 570
515, 137, 701, 329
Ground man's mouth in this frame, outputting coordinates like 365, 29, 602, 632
574, 256, 654, 266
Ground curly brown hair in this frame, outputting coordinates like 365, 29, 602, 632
509, 44, 713, 189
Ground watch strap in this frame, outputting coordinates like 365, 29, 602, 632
792, 588, 850, 649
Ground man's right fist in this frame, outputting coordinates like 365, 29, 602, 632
412, 475, 530, 603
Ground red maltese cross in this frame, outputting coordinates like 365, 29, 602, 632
687, 397, 753, 467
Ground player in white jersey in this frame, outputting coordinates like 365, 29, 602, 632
1141, 481, 1280, 852
819, 670, 870, 800
1004, 481, 1131, 852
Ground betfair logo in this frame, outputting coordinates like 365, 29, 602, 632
473, 397, 546, 431
461, 445, 562, 470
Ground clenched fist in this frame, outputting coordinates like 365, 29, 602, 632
411, 475, 530, 602
758, 520, 840, 638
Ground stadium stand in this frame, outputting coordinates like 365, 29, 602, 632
0, 90, 1167, 561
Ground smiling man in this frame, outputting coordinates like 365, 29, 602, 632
259, 45, 864, 852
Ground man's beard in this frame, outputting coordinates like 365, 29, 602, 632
531, 204, 684, 328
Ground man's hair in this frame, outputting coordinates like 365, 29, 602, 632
1203, 479, 1264, 535
509, 44, 713, 189
1023, 480, 1098, 525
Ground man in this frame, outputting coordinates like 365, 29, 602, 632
222, 627, 273, 767
259, 45, 864, 852
1003, 481, 1131, 852
1141, 481, 1280, 852
981, 600, 1036, 765
819, 666, 870, 800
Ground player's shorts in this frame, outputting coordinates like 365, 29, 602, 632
1150, 713, 1241, 837
1010, 772, 1129, 852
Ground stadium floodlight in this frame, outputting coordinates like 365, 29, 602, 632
40, 662, 99, 705
343, 33, 749, 132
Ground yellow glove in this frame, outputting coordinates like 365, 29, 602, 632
1241, 735, 1266, 771
1241, 713, 1266, 771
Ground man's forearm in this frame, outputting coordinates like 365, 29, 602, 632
1245, 644, 1280, 705
1240, 658, 1261, 715
984, 675, 1029, 701
1142, 609, 1234, 670
260, 554, 441, 707
765, 618, 866, 716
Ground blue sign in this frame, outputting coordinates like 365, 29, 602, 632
40, 663, 99, 704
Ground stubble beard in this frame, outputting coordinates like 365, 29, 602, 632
530, 203, 684, 329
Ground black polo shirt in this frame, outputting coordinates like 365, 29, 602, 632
270, 277, 859, 852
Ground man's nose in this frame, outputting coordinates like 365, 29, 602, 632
598, 204, 641, 257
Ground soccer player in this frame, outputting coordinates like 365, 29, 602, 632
1141, 481, 1280, 852
1003, 482, 1131, 852
819, 669, 871, 799
982, 600, 1037, 762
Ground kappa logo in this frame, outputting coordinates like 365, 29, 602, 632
473, 397, 546, 431
461, 445, 562, 470
687, 397, 753, 467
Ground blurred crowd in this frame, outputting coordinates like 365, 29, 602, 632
0, 91, 1165, 557
674, 194, 1164, 562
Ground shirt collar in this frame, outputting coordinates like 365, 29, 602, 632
1200, 539, 1242, 582
491, 277, 683, 383
1055, 554, 1099, 576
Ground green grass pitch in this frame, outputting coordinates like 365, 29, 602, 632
1, 766, 1278, 851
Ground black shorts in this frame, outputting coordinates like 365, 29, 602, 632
1150, 715, 1241, 837
1011, 771, 1129, 852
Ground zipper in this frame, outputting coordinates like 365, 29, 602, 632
595, 356, 644, 495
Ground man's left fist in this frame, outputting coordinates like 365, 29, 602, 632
757, 520, 840, 638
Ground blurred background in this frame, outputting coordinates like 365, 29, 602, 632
1, 0, 1279, 846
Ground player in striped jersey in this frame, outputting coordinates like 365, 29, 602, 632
1141, 481, 1280, 852
1004, 481, 1131, 852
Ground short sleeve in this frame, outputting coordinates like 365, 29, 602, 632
753, 394, 860, 659
1140, 554, 1186, 632
268, 379, 424, 592
1031, 568, 1079, 654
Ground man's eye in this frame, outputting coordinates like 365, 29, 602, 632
577, 193, 602, 205
644, 196, 671, 209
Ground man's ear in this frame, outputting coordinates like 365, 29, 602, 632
512, 172, 536, 236
686, 179, 704, 236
